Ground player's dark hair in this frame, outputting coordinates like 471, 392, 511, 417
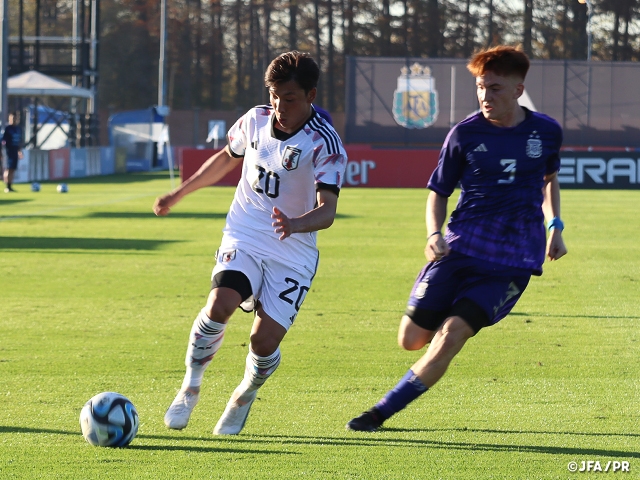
265, 51, 319, 93
467, 45, 530, 80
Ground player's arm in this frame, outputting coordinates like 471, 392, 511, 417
425, 190, 451, 262
542, 171, 567, 261
153, 145, 242, 216
271, 188, 338, 241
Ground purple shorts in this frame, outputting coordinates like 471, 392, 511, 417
407, 250, 531, 327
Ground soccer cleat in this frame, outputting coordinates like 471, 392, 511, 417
213, 386, 257, 435
164, 390, 200, 430
346, 408, 384, 432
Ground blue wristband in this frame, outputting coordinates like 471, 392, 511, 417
547, 217, 564, 232
428, 231, 442, 239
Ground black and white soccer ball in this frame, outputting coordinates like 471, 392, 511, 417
57, 183, 68, 193
79, 392, 139, 447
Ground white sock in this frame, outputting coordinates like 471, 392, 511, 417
239, 346, 281, 393
182, 309, 226, 390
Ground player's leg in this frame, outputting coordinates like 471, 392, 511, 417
347, 306, 481, 432
397, 313, 437, 350
347, 263, 530, 432
213, 309, 287, 434
164, 286, 243, 429
214, 257, 313, 435
410, 313, 476, 387
397, 261, 454, 350
5, 156, 17, 192
165, 248, 259, 430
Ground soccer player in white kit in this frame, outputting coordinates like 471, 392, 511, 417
154, 51, 347, 434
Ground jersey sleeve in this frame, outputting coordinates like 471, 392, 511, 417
313, 139, 347, 189
226, 111, 251, 158
545, 121, 563, 175
427, 126, 465, 197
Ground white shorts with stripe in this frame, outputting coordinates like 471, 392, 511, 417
211, 242, 318, 331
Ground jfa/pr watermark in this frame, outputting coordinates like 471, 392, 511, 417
567, 461, 630, 473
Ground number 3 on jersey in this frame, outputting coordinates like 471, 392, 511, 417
253, 165, 280, 198
498, 159, 516, 184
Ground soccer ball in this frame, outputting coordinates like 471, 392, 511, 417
79, 392, 139, 447
57, 183, 68, 193
31, 182, 41, 192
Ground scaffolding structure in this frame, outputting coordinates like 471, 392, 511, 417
7, 0, 100, 147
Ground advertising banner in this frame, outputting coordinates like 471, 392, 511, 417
180, 148, 241, 186
70, 148, 87, 178
48, 148, 70, 180
558, 151, 640, 189
12, 152, 30, 183
180, 146, 438, 189
29, 150, 50, 181
179, 147, 640, 189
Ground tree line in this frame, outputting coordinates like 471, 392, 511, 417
10, 0, 640, 113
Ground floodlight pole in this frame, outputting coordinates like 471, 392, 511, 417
579, 0, 593, 61
585, 0, 593, 62
158, 0, 167, 108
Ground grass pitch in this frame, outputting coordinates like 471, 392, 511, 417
0, 173, 638, 479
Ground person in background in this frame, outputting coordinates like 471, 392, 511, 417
1, 112, 24, 193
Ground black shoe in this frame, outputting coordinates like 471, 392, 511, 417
346, 408, 384, 432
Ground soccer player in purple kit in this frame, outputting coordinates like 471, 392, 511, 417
347, 45, 568, 432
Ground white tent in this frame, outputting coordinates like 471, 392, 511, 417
7, 70, 93, 99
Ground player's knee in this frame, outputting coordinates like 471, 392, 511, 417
439, 316, 475, 346
248, 334, 279, 357
398, 332, 426, 351
398, 315, 432, 351
204, 292, 237, 323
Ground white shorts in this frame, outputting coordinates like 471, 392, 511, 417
211, 245, 318, 330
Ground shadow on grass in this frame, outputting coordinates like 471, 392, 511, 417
127, 443, 298, 455
0, 426, 296, 454
4, 426, 637, 458
250, 432, 640, 459
50, 172, 174, 185
0, 236, 181, 251
86, 212, 355, 220
0, 198, 32, 206
0, 425, 77, 436
510, 312, 640, 320
87, 212, 228, 220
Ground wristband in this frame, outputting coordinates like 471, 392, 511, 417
547, 217, 564, 232
428, 231, 442, 239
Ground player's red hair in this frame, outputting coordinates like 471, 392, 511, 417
467, 45, 530, 80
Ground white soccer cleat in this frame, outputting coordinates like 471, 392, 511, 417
213, 387, 257, 435
164, 390, 199, 430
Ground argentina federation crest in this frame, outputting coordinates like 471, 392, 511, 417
282, 146, 302, 171
393, 63, 439, 129
526, 132, 543, 158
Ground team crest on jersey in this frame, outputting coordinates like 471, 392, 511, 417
526, 132, 543, 158
414, 280, 429, 299
220, 250, 236, 263
282, 146, 302, 171
392, 63, 439, 129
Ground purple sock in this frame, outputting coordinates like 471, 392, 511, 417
375, 369, 428, 420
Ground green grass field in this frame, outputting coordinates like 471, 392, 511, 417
1, 173, 638, 479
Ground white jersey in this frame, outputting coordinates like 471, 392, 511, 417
223, 105, 347, 270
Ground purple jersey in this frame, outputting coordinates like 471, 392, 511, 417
428, 108, 562, 274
